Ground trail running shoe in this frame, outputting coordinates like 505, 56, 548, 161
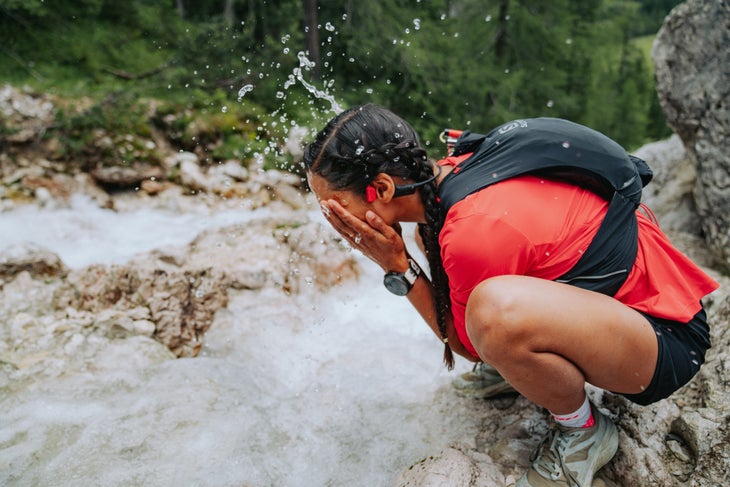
452, 362, 518, 398
516, 405, 619, 487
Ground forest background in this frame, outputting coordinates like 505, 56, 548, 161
0, 0, 682, 173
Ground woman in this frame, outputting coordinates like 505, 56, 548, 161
303, 104, 718, 486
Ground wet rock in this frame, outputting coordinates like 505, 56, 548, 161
0, 84, 55, 144
653, 0, 730, 270
0, 243, 68, 282
90, 164, 164, 189
178, 156, 211, 192
395, 445, 505, 487
177, 217, 358, 294
209, 160, 249, 182
52, 264, 229, 358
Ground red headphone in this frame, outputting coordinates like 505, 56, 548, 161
366, 185, 377, 203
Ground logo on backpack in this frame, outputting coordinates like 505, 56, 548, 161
498, 119, 528, 134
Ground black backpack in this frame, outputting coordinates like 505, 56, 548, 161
438, 117, 653, 296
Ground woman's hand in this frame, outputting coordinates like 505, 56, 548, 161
320, 200, 410, 272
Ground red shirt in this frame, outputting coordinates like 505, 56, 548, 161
438, 156, 720, 359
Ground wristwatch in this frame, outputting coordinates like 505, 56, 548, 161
383, 259, 421, 296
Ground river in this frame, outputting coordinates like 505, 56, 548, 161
0, 194, 481, 487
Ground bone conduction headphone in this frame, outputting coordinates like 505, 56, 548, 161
392, 163, 443, 198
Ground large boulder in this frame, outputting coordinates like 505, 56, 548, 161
652, 0, 730, 271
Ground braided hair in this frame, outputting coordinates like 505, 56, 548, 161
303, 104, 455, 369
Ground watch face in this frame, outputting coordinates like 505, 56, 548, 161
384, 273, 409, 296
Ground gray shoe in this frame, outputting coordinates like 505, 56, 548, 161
516, 405, 619, 487
452, 362, 518, 398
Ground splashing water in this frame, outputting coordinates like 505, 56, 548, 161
237, 83, 254, 101
282, 52, 343, 115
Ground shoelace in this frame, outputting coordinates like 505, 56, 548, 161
529, 428, 581, 487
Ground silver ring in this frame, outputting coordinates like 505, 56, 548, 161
354, 234, 362, 245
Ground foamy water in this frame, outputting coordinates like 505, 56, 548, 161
0, 197, 478, 486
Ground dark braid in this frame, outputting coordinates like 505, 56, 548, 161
304, 104, 454, 369
414, 162, 455, 370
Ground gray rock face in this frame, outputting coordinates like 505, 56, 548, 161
652, 0, 730, 271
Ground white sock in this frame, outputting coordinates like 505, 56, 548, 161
550, 395, 595, 428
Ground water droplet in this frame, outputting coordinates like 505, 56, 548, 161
690, 350, 697, 356
691, 359, 699, 365
546, 100, 554, 108
325, 22, 335, 31
237, 84, 254, 100
562, 141, 570, 149
485, 15, 492, 22
221, 106, 228, 113
413, 18, 421, 30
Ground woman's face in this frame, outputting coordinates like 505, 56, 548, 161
307, 172, 372, 223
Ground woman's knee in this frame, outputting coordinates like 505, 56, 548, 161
465, 276, 532, 361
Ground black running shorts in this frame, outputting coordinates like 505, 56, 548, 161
620, 306, 711, 406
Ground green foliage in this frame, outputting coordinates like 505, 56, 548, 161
0, 0, 682, 162
48, 92, 160, 167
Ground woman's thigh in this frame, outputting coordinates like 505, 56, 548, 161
465, 275, 659, 395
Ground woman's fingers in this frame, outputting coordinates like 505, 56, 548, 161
321, 200, 406, 270
366, 210, 401, 237
320, 201, 368, 240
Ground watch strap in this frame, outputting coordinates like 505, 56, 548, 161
403, 258, 421, 285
